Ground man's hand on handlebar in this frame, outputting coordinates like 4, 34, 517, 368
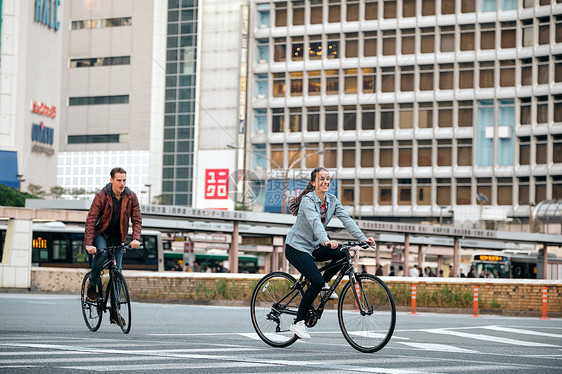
86, 245, 97, 255
129, 239, 141, 249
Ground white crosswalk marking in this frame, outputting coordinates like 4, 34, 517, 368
397, 342, 478, 353
422, 328, 560, 347
479, 325, 562, 339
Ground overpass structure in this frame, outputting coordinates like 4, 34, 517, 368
1, 200, 562, 288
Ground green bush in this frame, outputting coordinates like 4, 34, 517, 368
0, 185, 39, 207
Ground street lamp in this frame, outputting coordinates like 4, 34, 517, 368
15, 174, 25, 191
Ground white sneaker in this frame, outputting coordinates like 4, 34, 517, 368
322, 283, 338, 299
289, 320, 311, 340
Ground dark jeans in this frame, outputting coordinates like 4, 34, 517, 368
89, 235, 124, 286
285, 244, 346, 322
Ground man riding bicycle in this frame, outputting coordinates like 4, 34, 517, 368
84, 167, 142, 325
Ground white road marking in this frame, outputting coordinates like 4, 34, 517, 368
397, 342, 478, 353
422, 329, 560, 347
479, 325, 562, 339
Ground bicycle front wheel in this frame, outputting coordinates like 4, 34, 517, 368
81, 272, 102, 332
111, 272, 132, 334
338, 274, 396, 353
250, 272, 303, 348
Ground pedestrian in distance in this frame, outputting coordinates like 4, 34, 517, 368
409, 265, 420, 277
284, 167, 375, 340
375, 264, 383, 276
467, 265, 476, 278
85, 167, 142, 325
388, 265, 395, 276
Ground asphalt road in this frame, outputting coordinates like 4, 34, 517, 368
0, 293, 561, 373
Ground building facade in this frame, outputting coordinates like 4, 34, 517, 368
246, 0, 562, 225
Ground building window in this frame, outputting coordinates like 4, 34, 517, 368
323, 142, 337, 168
289, 108, 302, 132
520, 97, 532, 125
255, 74, 268, 99
346, 33, 359, 58
290, 72, 303, 96
456, 178, 472, 205
382, 30, 396, 56
398, 141, 413, 167
381, 67, 395, 92
461, 0, 475, 13
365, 0, 378, 20
477, 178, 492, 205
304, 143, 320, 167
292, 36, 304, 61
440, 64, 454, 90
71, 17, 131, 29
480, 23, 495, 50
402, 29, 415, 54
274, 37, 286, 62
288, 143, 302, 168
378, 179, 392, 205
325, 106, 338, 131
256, 39, 269, 63
521, 58, 533, 86
536, 135, 547, 164
401, 66, 414, 92
379, 141, 393, 167
308, 70, 321, 95
347, 0, 359, 21
362, 105, 376, 130
422, 0, 435, 16
360, 179, 374, 205
399, 103, 414, 128
270, 144, 283, 168
398, 179, 412, 205
522, 19, 534, 47
500, 60, 515, 87
273, 73, 285, 97
384, 0, 396, 19
539, 17, 550, 45
437, 178, 451, 205
419, 102, 433, 128
459, 62, 474, 88
68, 95, 129, 106
362, 68, 375, 93
417, 178, 431, 205
292, 0, 305, 26
343, 142, 355, 167
519, 136, 530, 165
421, 27, 435, 53
555, 95, 562, 123
327, 34, 340, 59
257, 3, 271, 28
497, 178, 513, 205
364, 31, 377, 57
403, 0, 416, 17
343, 106, 357, 130
479, 61, 495, 88
418, 140, 432, 166
361, 142, 374, 167
275, 2, 287, 27
518, 177, 530, 205
555, 55, 562, 83
272, 108, 284, 133
440, 26, 455, 52
537, 96, 548, 124
502, 0, 517, 10
344, 69, 358, 94
307, 107, 320, 132
557, 15, 562, 43
458, 100, 473, 127
438, 102, 453, 128
309, 35, 322, 60
67, 134, 119, 144
254, 109, 267, 134
442, 0, 455, 14
482, 0, 496, 12
420, 65, 434, 91
460, 24, 475, 51
310, 0, 323, 24
535, 176, 547, 203
501, 21, 516, 49
326, 70, 339, 95
380, 104, 395, 129
328, 0, 341, 23
458, 138, 472, 166
537, 56, 549, 84
553, 175, 562, 199
70, 56, 130, 68
438, 139, 452, 166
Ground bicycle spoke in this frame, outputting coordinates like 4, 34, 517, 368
81, 272, 102, 332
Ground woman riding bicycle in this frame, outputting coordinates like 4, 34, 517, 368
285, 167, 375, 340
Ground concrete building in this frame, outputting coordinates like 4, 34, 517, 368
0, 0, 63, 192
245, 0, 562, 227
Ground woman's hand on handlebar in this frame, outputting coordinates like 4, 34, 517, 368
129, 239, 141, 249
365, 237, 376, 246
324, 240, 339, 249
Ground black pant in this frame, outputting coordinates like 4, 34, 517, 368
285, 244, 346, 322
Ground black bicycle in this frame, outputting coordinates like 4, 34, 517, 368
250, 242, 396, 353
80, 245, 132, 334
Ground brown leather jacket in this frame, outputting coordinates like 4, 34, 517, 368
85, 183, 142, 246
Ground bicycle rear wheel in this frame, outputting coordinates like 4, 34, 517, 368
250, 272, 303, 348
111, 272, 131, 334
338, 274, 396, 353
81, 272, 102, 332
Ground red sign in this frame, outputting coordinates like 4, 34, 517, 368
204, 169, 229, 200
31, 101, 56, 119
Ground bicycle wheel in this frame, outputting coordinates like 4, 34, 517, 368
338, 273, 396, 353
81, 272, 102, 332
250, 272, 303, 348
111, 272, 132, 334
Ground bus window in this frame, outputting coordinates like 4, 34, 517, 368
70, 233, 88, 264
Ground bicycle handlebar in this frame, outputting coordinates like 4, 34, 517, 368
95, 245, 133, 254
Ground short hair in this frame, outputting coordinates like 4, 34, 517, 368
110, 167, 127, 178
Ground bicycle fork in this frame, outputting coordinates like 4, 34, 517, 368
350, 274, 374, 316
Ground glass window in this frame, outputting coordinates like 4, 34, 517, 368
419, 102, 433, 128
381, 67, 395, 92
384, 0, 396, 19
501, 21, 516, 49
502, 0, 517, 9
403, 0, 416, 17
442, 0, 455, 14
497, 178, 513, 205
535, 176, 547, 203
346, 33, 359, 58
422, 0, 435, 16
418, 140, 432, 166
382, 30, 396, 56
345, 69, 359, 93
255, 74, 268, 98
256, 39, 269, 63
417, 178, 431, 205
379, 141, 393, 167
557, 15, 562, 43
326, 70, 339, 95
401, 66, 414, 92
519, 136, 530, 165
537, 56, 549, 84
347, 0, 359, 21
421, 27, 435, 53
310, 0, 323, 24
539, 17, 550, 45
522, 19, 534, 47
477, 178, 492, 205
271, 144, 283, 168
361, 142, 375, 167
520, 97, 532, 125
479, 61, 495, 88
399, 141, 412, 167
323, 142, 337, 168
365, 0, 378, 20
440, 63, 454, 90
437, 178, 451, 205
482, 0, 496, 11
272, 108, 284, 133
275, 2, 287, 27
273, 73, 285, 97
458, 138, 472, 166
460, 24, 475, 51
553, 175, 562, 199
521, 58, 533, 86
500, 60, 515, 87
461, 0, 475, 12
304, 143, 320, 167
537, 96, 548, 124
308, 70, 321, 95
440, 26, 455, 52
343, 106, 357, 130
398, 179, 412, 205
328, 0, 341, 23
438, 101, 453, 128
518, 177, 530, 205
289, 108, 302, 132
399, 103, 414, 128
480, 23, 495, 50
257, 3, 271, 28
362, 68, 376, 93
555, 55, 562, 82
456, 178, 472, 205
553, 134, 562, 163
402, 29, 415, 54
536, 135, 547, 164
360, 180, 374, 205
362, 105, 376, 130
254, 109, 267, 134
307, 107, 320, 132
288, 144, 302, 168
292, 0, 305, 25
325, 106, 338, 131
343, 142, 356, 167
327, 34, 340, 59
364, 32, 377, 57
309, 35, 322, 60
380, 104, 395, 129
292, 36, 304, 61
420, 65, 434, 91
555, 95, 562, 123
378, 179, 392, 205
274, 37, 286, 62
438, 139, 452, 166
290, 72, 303, 96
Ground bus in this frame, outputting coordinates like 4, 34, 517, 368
471, 250, 562, 279
163, 250, 259, 273
0, 222, 163, 271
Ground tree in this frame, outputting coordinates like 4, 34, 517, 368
27, 184, 47, 197
50, 186, 66, 198
68, 187, 87, 199
0, 185, 39, 207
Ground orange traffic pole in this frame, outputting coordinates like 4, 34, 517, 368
471, 285, 481, 318
409, 284, 419, 315
540, 287, 550, 320
354, 283, 361, 311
